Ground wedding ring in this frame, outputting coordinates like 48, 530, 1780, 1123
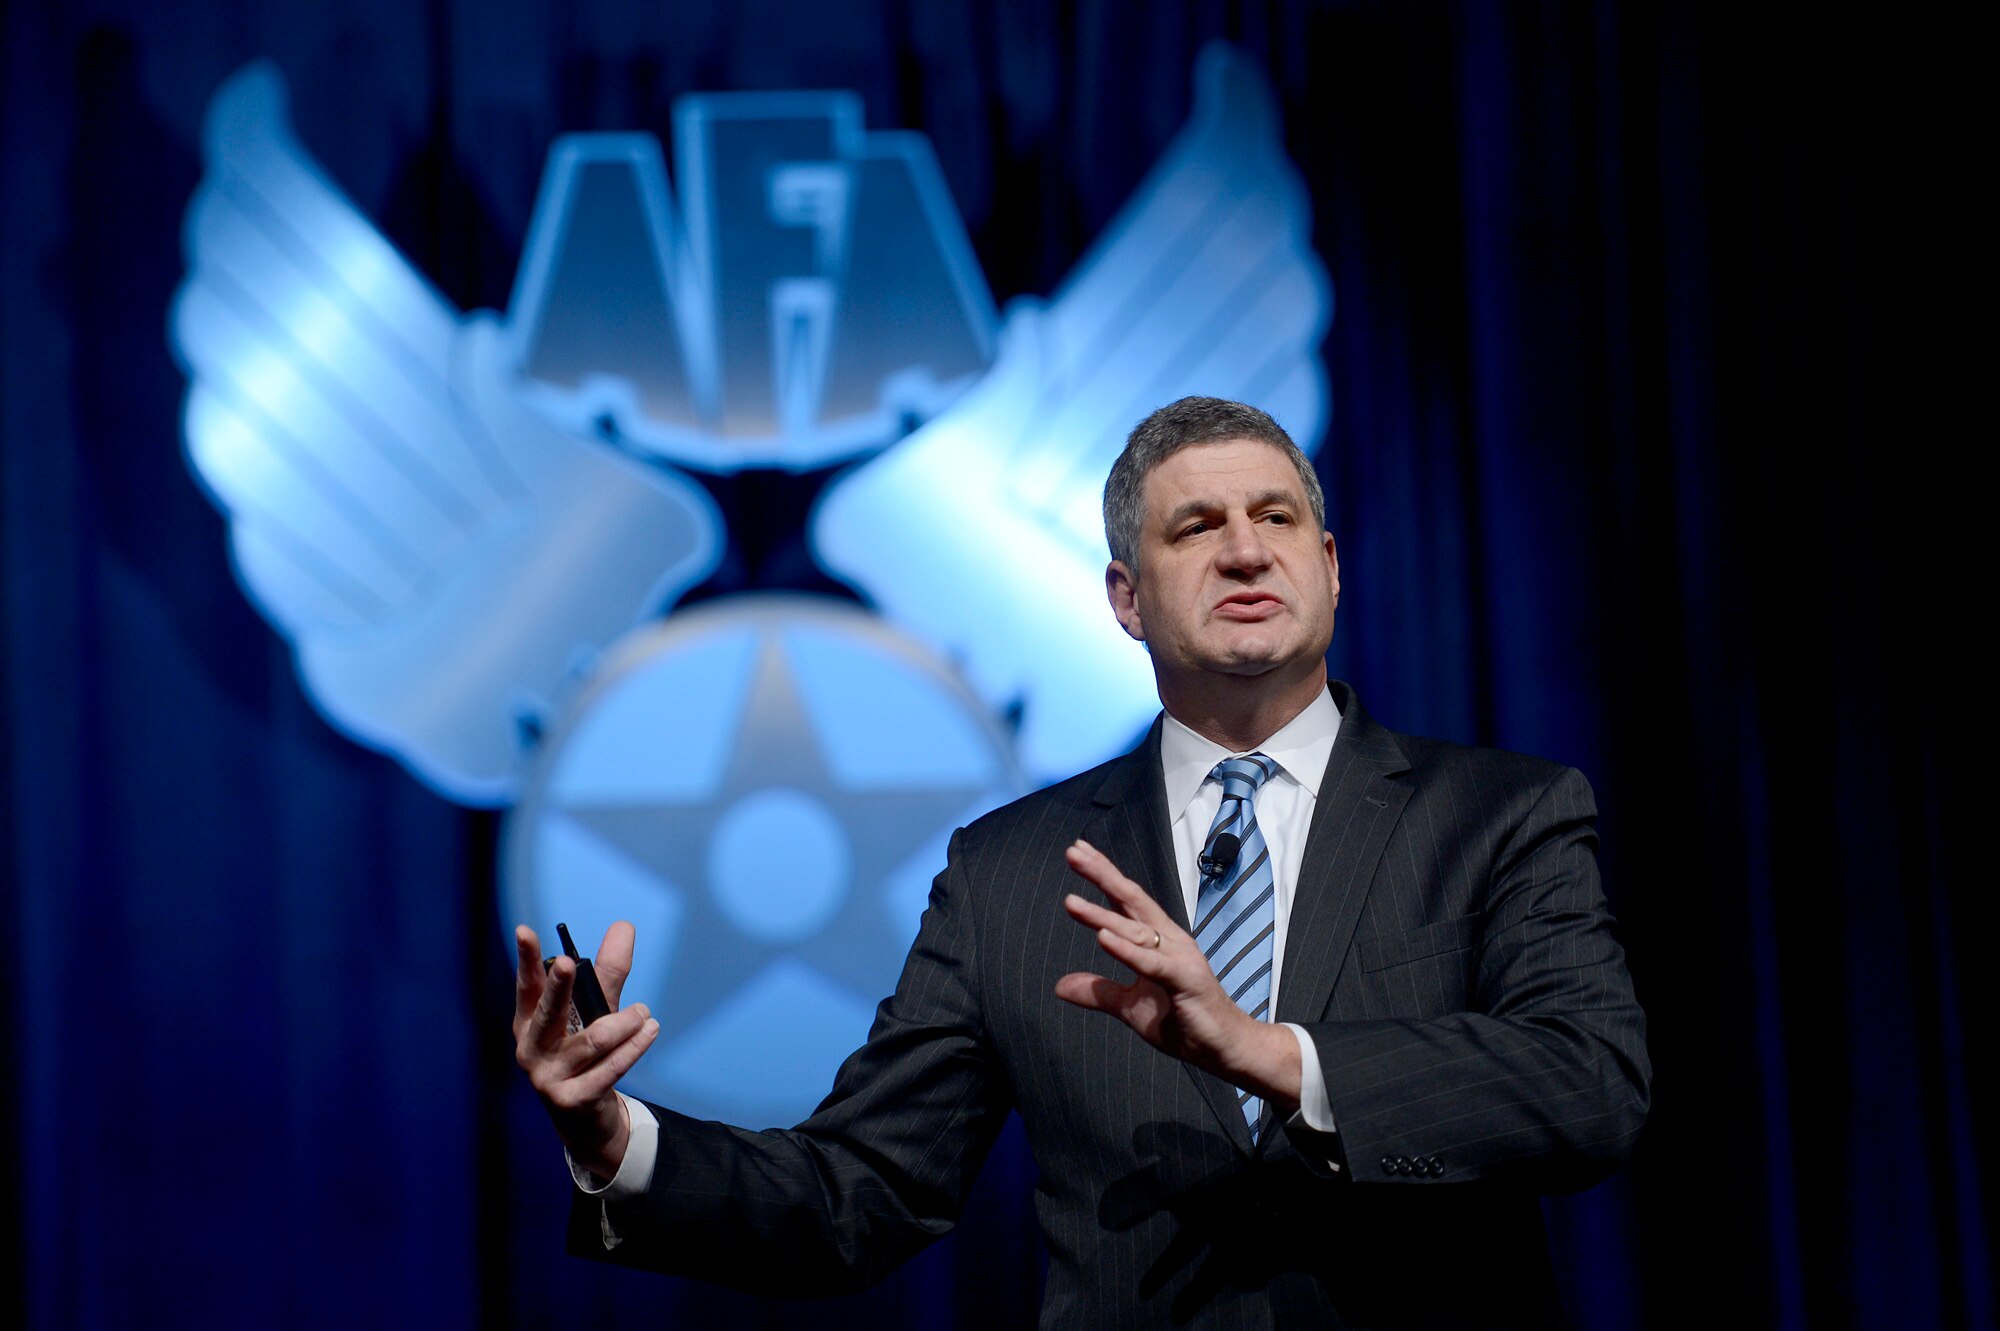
1148, 929, 1162, 949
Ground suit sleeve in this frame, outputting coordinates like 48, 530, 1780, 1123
567, 828, 1012, 1295
1300, 766, 1650, 1192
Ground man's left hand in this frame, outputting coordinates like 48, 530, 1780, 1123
1055, 839, 1302, 1112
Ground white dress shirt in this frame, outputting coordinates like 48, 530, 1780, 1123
1157, 687, 1342, 1151
577, 688, 1345, 1210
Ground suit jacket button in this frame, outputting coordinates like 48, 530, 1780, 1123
1381, 1157, 1396, 1175
1427, 1157, 1444, 1176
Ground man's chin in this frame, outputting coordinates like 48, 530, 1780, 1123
1210, 631, 1297, 672
1207, 640, 1332, 684
1202, 652, 1286, 679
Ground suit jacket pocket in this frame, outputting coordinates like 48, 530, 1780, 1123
1357, 914, 1481, 972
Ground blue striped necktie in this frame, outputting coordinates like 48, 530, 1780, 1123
1194, 752, 1279, 1138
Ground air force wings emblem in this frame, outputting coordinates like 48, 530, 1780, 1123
812, 47, 1330, 781
173, 65, 724, 805
171, 47, 1330, 1125
173, 48, 1325, 804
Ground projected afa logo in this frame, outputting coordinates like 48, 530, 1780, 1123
170, 50, 1330, 1125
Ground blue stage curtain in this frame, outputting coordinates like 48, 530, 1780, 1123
2, 3, 1984, 1327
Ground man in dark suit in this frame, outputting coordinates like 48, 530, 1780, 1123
513, 397, 1649, 1327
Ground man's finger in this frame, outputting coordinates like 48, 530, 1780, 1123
596, 921, 636, 1010
1064, 893, 1163, 952
1054, 971, 1129, 1014
533, 956, 577, 1052
514, 926, 546, 1031
1093, 924, 1173, 982
552, 1004, 652, 1076
568, 1014, 662, 1102
1067, 840, 1171, 925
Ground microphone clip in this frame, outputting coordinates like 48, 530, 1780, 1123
1199, 832, 1243, 880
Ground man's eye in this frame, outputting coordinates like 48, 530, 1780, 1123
1179, 522, 1208, 538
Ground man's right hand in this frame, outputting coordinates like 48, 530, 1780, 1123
513, 922, 660, 1181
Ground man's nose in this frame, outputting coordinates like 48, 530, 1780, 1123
1215, 515, 1272, 572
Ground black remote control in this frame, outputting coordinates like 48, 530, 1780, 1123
543, 922, 612, 1030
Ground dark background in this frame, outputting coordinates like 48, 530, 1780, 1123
2, 2, 1986, 1327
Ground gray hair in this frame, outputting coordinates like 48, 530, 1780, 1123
1101, 397, 1326, 568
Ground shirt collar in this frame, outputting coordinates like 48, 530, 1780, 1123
1159, 685, 1343, 820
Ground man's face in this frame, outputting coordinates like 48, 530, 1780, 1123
1107, 438, 1339, 691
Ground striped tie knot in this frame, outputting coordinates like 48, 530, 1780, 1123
1215, 753, 1278, 795
1200, 754, 1277, 879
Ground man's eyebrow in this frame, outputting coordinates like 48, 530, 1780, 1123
1245, 488, 1300, 512
1162, 498, 1219, 528
1160, 489, 1303, 529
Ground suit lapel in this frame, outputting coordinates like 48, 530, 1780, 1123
1276, 682, 1414, 1026
1084, 718, 1188, 932
1086, 720, 1254, 1154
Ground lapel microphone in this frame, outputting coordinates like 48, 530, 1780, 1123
1199, 833, 1242, 880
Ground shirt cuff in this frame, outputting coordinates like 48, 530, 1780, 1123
1281, 1022, 1341, 1173
565, 1092, 660, 1201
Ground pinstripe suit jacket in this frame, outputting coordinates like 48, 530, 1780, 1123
574, 681, 1650, 1328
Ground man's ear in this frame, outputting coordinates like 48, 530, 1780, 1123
1106, 561, 1145, 642
1324, 532, 1340, 609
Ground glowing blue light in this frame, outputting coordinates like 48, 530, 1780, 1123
654, 959, 880, 1130
175, 49, 1333, 1128
171, 65, 723, 803
505, 91, 997, 471
503, 599, 1022, 1127
708, 789, 852, 945
813, 47, 1331, 780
